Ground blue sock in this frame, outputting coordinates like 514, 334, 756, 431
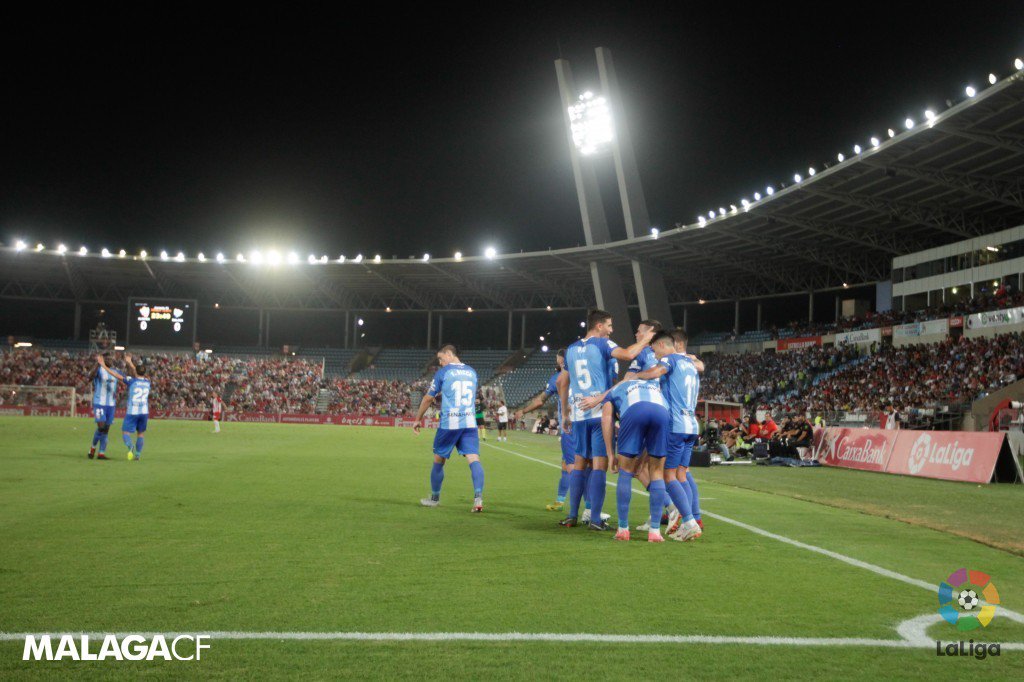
582, 467, 593, 510
91, 429, 101, 446
469, 461, 484, 497
567, 470, 585, 519
616, 470, 633, 529
687, 472, 701, 520
587, 468, 607, 523
98, 433, 108, 453
430, 462, 445, 498
556, 471, 569, 502
648, 480, 666, 531
135, 436, 144, 455
666, 480, 694, 523
121, 433, 134, 451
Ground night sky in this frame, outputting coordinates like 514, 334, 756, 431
3, 4, 1023, 261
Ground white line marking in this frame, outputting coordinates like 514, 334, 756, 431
483, 441, 1024, 621
3, 630, 1014, 648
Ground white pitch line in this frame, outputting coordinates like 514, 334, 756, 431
483, 441, 1024, 622
0, 630, 995, 648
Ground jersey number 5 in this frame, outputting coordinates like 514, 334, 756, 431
574, 359, 592, 390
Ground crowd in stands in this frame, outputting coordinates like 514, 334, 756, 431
700, 345, 860, 405
0, 348, 324, 414
326, 379, 412, 416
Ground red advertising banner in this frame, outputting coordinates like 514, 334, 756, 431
949, 316, 964, 328
810, 427, 896, 473
777, 336, 822, 351
886, 430, 1006, 484
813, 427, 1008, 483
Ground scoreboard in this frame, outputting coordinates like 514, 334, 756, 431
127, 299, 197, 346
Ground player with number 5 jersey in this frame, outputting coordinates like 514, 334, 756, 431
97, 353, 151, 462
411, 344, 486, 513
557, 308, 656, 530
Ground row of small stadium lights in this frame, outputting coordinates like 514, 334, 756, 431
656, 57, 1024, 236
8, 241, 500, 265
8, 59, 1023, 258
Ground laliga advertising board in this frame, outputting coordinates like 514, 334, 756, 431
813, 427, 1009, 483
127, 299, 197, 347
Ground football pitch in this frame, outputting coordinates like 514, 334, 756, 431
0, 417, 1022, 680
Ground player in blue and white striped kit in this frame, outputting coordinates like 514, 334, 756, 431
97, 353, 151, 461
87, 353, 120, 460
557, 308, 655, 530
637, 330, 703, 541
601, 378, 670, 542
411, 344, 485, 513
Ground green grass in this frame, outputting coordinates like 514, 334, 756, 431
0, 417, 1021, 680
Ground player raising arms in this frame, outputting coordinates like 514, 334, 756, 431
87, 353, 120, 460
557, 308, 655, 530
97, 353, 151, 461
636, 330, 702, 540
516, 348, 575, 511
411, 344, 485, 512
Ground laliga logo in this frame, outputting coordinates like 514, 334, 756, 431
173, 308, 183, 318
139, 306, 151, 319
908, 433, 931, 474
938, 568, 999, 631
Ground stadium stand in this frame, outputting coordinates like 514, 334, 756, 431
351, 349, 430, 382
494, 350, 558, 409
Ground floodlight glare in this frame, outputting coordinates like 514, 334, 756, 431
888, 128, 896, 138
989, 73, 997, 85
568, 92, 614, 156
58, 243, 68, 254
541, 345, 549, 353
197, 252, 206, 262
118, 249, 126, 258
698, 216, 706, 226
250, 250, 263, 265
374, 254, 381, 263
454, 251, 463, 261
140, 249, 147, 259
484, 246, 497, 259
353, 254, 363, 263
904, 118, 915, 129
236, 253, 246, 263
753, 192, 761, 200
650, 228, 659, 238
36, 243, 45, 251
79, 246, 87, 255
422, 253, 430, 262
286, 252, 299, 265
837, 152, 845, 162
707, 211, 715, 219
1015, 58, 1023, 71
175, 252, 185, 262
266, 250, 282, 266
793, 174, 802, 183
101, 248, 111, 257
357, 318, 364, 326
766, 186, 774, 195
160, 250, 169, 260
14, 240, 26, 251
924, 110, 936, 121
870, 137, 880, 147
320, 255, 328, 264
306, 254, 316, 265
807, 167, 816, 176
216, 252, 225, 263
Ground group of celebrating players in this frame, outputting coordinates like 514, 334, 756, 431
411, 308, 705, 543
85, 353, 152, 461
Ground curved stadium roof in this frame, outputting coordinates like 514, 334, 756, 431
2, 71, 1023, 313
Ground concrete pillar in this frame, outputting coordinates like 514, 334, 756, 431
343, 311, 350, 350
437, 315, 444, 347
73, 302, 82, 340
265, 311, 271, 348
756, 301, 763, 331
835, 297, 841, 322
426, 311, 433, 350
520, 313, 527, 349
808, 291, 814, 323
734, 300, 740, 334
682, 307, 689, 332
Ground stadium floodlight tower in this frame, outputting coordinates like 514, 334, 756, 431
556, 47, 674, 341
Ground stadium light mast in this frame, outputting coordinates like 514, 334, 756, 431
595, 47, 673, 327
556, 48, 673, 339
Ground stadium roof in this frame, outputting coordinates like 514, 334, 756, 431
2, 71, 1023, 313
